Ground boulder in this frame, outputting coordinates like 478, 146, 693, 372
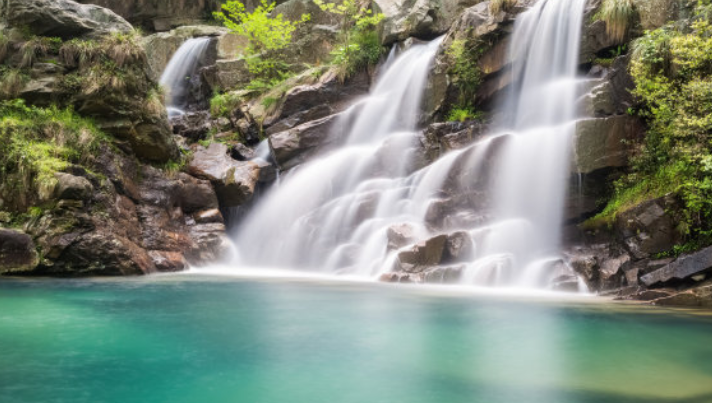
2, 0, 133, 39
76, 0, 224, 31
53, 172, 93, 200
632, 0, 688, 31
0, 229, 39, 274
574, 115, 643, 174
443, 231, 475, 262
375, 0, 482, 44
268, 114, 340, 170
386, 223, 418, 251
187, 143, 260, 207
641, 247, 712, 287
615, 196, 681, 259
393, 234, 447, 273
177, 173, 219, 214
202, 58, 252, 93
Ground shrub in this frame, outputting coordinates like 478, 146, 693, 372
0, 33, 9, 64
214, 0, 310, 90
591, 12, 712, 246
19, 36, 60, 68
446, 107, 482, 123
210, 91, 243, 118
314, 0, 385, 80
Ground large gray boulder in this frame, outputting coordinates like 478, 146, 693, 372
374, 0, 484, 44
641, 246, 712, 287
574, 116, 643, 174
187, 143, 260, 207
268, 114, 341, 170
2, 0, 133, 39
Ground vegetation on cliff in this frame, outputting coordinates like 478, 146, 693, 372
590, 1, 712, 250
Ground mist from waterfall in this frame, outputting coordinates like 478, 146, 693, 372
160, 37, 210, 117
228, 0, 588, 289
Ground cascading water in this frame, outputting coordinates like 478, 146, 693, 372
160, 37, 211, 117
461, 0, 588, 287
232, 38, 445, 275
228, 0, 588, 289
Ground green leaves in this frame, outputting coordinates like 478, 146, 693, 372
214, 0, 310, 92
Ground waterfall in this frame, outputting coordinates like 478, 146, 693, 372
160, 37, 211, 117
461, 0, 587, 287
231, 38, 444, 275
228, 0, 587, 289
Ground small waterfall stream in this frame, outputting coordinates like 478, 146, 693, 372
228, 0, 588, 289
160, 37, 211, 117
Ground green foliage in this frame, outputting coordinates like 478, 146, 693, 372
446, 107, 483, 123
261, 96, 278, 109
0, 99, 106, 201
596, 0, 636, 43
214, 0, 310, 91
314, 0, 385, 80
445, 39, 485, 121
592, 13, 712, 245
210, 91, 243, 118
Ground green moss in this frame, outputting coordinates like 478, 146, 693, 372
210, 91, 243, 118
0, 67, 29, 100
0, 99, 108, 206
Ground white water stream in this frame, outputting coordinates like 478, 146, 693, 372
160, 37, 211, 117
225, 0, 588, 289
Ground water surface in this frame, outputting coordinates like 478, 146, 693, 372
1, 275, 711, 403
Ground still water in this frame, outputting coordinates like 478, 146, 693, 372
1, 274, 711, 403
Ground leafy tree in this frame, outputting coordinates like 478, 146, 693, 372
214, 0, 311, 90
313, 0, 385, 80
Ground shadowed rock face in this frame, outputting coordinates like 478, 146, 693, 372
2, 0, 132, 39
0, 230, 39, 274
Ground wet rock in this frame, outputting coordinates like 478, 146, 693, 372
443, 231, 475, 263
641, 246, 712, 287
574, 115, 643, 174
177, 173, 219, 214
187, 143, 260, 207
3, 0, 133, 39
194, 209, 224, 224
386, 223, 418, 251
186, 223, 231, 265
0, 229, 39, 274
268, 114, 340, 170
652, 285, 712, 308
420, 121, 485, 162
148, 250, 187, 272
394, 234, 448, 273
171, 111, 213, 141
263, 69, 370, 130
143, 25, 226, 78
53, 172, 93, 200
379, 272, 424, 283
423, 265, 464, 284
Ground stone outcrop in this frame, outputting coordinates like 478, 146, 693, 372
0, 229, 39, 274
573, 116, 643, 174
76, 0, 223, 32
374, 0, 483, 44
641, 246, 712, 287
2, 0, 133, 39
187, 143, 261, 207
268, 114, 341, 170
